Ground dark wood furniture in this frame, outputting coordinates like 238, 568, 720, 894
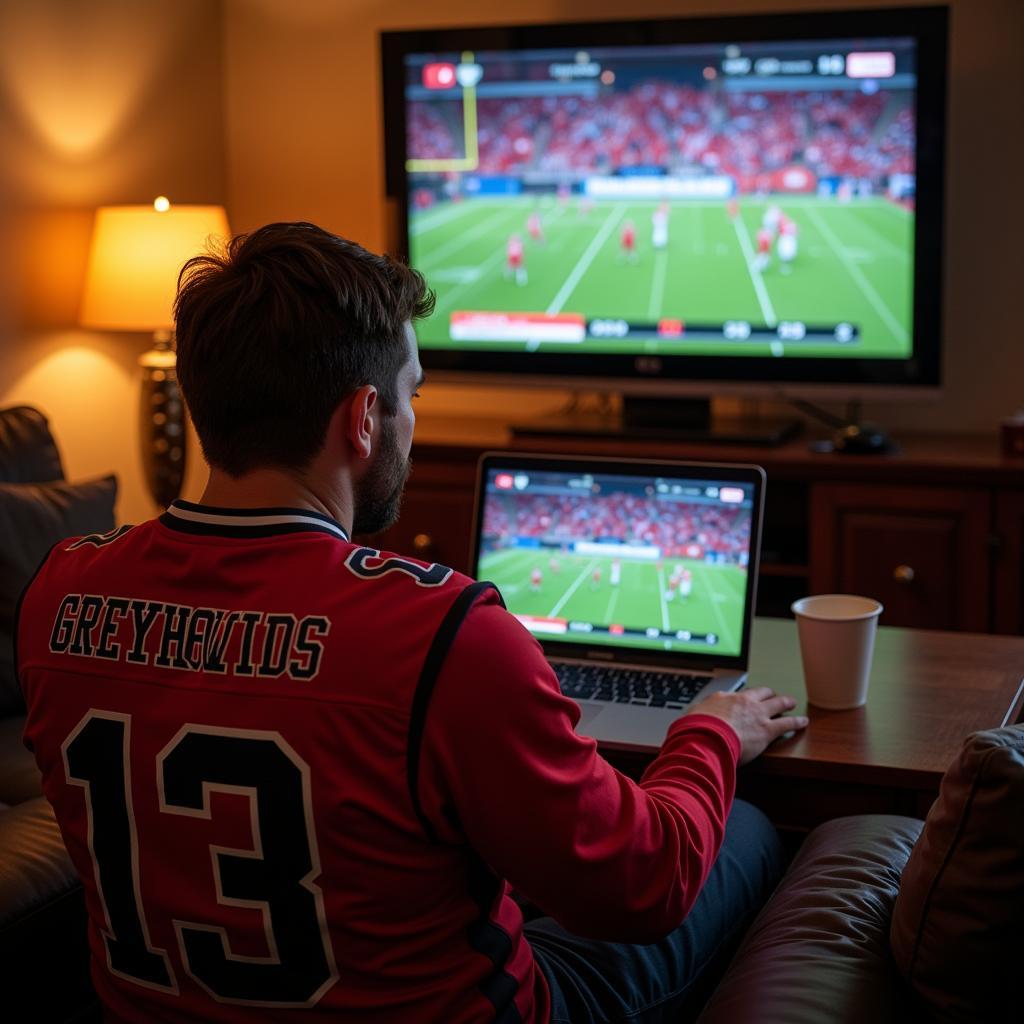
377, 418, 1024, 634
737, 617, 1024, 830
599, 618, 1024, 831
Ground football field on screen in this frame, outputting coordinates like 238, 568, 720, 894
478, 548, 748, 656
410, 196, 913, 358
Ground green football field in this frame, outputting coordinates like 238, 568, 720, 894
409, 195, 913, 358
478, 547, 748, 656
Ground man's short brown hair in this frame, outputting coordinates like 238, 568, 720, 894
174, 222, 433, 477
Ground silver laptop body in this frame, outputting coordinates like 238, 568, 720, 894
471, 453, 766, 753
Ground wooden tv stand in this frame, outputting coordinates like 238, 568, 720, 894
369, 416, 1024, 636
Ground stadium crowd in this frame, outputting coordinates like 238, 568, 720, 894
407, 83, 913, 186
484, 492, 752, 564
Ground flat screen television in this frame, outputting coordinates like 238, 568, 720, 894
381, 6, 948, 440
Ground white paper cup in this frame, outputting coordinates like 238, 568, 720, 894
791, 595, 883, 710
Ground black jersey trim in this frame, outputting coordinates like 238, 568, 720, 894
160, 502, 349, 541
12, 541, 61, 727
466, 851, 523, 1024
65, 524, 134, 550
406, 580, 502, 843
406, 579, 521, 1020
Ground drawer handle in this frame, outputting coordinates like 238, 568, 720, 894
893, 564, 916, 584
413, 533, 434, 555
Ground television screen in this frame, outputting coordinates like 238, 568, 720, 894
383, 9, 946, 391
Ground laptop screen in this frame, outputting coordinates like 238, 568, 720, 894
475, 462, 758, 658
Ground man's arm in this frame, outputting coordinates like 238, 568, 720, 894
417, 592, 745, 942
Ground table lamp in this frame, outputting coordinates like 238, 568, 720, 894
80, 198, 230, 509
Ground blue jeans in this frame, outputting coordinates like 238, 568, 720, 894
525, 799, 784, 1024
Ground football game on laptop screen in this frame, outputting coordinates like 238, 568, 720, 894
476, 465, 756, 657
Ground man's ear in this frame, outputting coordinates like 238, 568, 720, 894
346, 385, 378, 460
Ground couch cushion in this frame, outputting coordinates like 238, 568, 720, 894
0, 406, 64, 483
890, 725, 1024, 1021
0, 797, 94, 1019
0, 716, 41, 804
0, 795, 79, 929
697, 815, 924, 1024
0, 475, 117, 714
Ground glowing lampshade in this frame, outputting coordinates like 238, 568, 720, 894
80, 201, 230, 330
79, 199, 230, 510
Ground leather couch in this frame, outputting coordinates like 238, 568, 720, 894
0, 405, 115, 1021
699, 724, 1023, 1023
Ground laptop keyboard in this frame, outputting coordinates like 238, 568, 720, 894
554, 663, 708, 709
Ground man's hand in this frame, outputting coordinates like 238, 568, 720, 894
687, 687, 808, 766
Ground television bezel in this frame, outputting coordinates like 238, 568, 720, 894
381, 5, 948, 397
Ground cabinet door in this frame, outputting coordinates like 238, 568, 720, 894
810, 485, 991, 631
993, 490, 1024, 635
358, 458, 478, 575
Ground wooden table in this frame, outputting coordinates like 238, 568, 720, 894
737, 618, 1024, 830
606, 617, 1024, 831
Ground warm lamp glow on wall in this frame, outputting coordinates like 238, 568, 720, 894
80, 198, 230, 508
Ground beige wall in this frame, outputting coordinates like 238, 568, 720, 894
0, 0, 226, 524
2, 0, 1020, 524
222, 0, 1024, 432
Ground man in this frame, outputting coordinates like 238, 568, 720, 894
17, 223, 806, 1023
506, 232, 527, 285
527, 210, 544, 244
651, 201, 670, 250
777, 214, 799, 274
754, 224, 773, 273
619, 218, 638, 263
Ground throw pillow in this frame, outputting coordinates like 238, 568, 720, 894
0, 406, 64, 483
0, 475, 117, 714
890, 724, 1024, 1021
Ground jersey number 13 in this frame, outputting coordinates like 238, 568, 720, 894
63, 711, 338, 1007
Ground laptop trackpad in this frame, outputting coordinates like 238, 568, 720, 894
576, 704, 604, 731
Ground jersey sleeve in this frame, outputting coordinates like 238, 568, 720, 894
418, 590, 741, 942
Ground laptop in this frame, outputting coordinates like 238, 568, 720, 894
470, 453, 766, 753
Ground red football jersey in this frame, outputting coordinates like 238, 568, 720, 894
17, 501, 740, 1022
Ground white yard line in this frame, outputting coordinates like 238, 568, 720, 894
418, 208, 521, 268
647, 252, 669, 319
603, 585, 620, 624
546, 205, 626, 314
431, 248, 509, 316
829, 206, 908, 261
478, 547, 529, 572
806, 206, 909, 346
730, 215, 778, 326
410, 201, 483, 236
655, 564, 671, 633
548, 559, 598, 618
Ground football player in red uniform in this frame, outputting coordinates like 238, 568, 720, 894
619, 219, 638, 263
17, 222, 805, 1024
506, 233, 527, 285
754, 226, 773, 272
527, 210, 544, 244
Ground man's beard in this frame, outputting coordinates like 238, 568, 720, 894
352, 415, 411, 536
